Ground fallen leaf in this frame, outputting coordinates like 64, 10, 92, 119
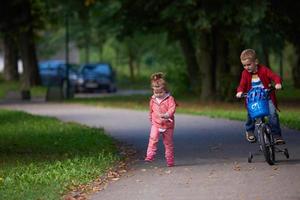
64, 195, 76, 200
272, 166, 279, 170
118, 169, 127, 173
233, 162, 241, 171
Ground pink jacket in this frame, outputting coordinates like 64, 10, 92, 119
149, 94, 176, 129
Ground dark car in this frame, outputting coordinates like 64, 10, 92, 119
38, 60, 79, 88
76, 63, 117, 93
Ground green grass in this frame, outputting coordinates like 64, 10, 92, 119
0, 81, 20, 99
70, 95, 149, 109
68, 94, 300, 131
277, 86, 300, 101
30, 86, 47, 97
0, 78, 47, 99
0, 109, 119, 200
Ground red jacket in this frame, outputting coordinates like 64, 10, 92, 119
237, 64, 282, 108
149, 94, 176, 129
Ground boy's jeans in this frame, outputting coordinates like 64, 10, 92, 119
245, 100, 282, 136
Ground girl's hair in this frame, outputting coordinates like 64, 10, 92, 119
240, 49, 258, 63
150, 72, 168, 91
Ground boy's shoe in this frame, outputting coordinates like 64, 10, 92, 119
274, 136, 285, 145
245, 131, 256, 143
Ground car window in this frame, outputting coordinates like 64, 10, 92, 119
39, 62, 49, 70
82, 64, 111, 76
39, 61, 65, 69
94, 64, 111, 75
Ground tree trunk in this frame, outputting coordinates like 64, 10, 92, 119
262, 46, 270, 67
196, 32, 215, 101
279, 51, 283, 78
128, 50, 135, 81
292, 45, 300, 88
226, 39, 244, 101
3, 33, 19, 81
177, 26, 200, 93
135, 60, 140, 77
84, 32, 90, 63
99, 46, 103, 61
229, 40, 244, 77
214, 29, 229, 100
19, 26, 40, 87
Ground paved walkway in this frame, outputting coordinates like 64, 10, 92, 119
1, 102, 300, 200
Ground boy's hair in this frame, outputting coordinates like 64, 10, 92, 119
240, 49, 258, 62
150, 72, 168, 91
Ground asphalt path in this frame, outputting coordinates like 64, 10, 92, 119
1, 102, 300, 200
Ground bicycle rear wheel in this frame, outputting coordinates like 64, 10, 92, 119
258, 126, 274, 165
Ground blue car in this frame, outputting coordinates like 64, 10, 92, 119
38, 60, 78, 88
76, 63, 117, 93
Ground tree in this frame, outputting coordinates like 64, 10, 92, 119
3, 33, 19, 81
271, 0, 300, 88
0, 0, 43, 86
0, 1, 20, 81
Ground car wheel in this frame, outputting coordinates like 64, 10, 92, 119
107, 85, 117, 93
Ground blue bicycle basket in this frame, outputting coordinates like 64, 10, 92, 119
246, 87, 270, 119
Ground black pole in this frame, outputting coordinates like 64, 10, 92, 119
65, 9, 70, 99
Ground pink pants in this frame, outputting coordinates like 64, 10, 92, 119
145, 125, 174, 165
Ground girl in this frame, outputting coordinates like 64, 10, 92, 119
145, 72, 177, 167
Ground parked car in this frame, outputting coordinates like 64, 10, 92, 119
38, 60, 79, 88
76, 63, 117, 93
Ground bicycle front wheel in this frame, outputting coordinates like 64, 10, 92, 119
258, 126, 274, 165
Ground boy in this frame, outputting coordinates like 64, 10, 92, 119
236, 49, 285, 144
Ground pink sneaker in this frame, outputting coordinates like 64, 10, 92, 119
144, 157, 154, 162
167, 163, 174, 167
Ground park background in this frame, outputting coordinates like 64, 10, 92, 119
0, 0, 300, 100
1, 1, 300, 200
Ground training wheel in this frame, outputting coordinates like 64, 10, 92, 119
284, 148, 289, 159
248, 152, 253, 163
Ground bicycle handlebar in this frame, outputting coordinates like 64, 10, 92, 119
236, 86, 276, 99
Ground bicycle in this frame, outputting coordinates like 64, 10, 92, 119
239, 86, 289, 165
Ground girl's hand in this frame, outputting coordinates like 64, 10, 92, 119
159, 113, 169, 119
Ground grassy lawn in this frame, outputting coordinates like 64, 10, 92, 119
0, 79, 46, 100
68, 94, 300, 131
0, 81, 20, 99
0, 109, 119, 200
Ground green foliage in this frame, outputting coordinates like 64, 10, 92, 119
216, 74, 239, 102
0, 109, 119, 200
37, 28, 66, 59
21, 0, 300, 96
165, 64, 190, 96
277, 82, 300, 101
